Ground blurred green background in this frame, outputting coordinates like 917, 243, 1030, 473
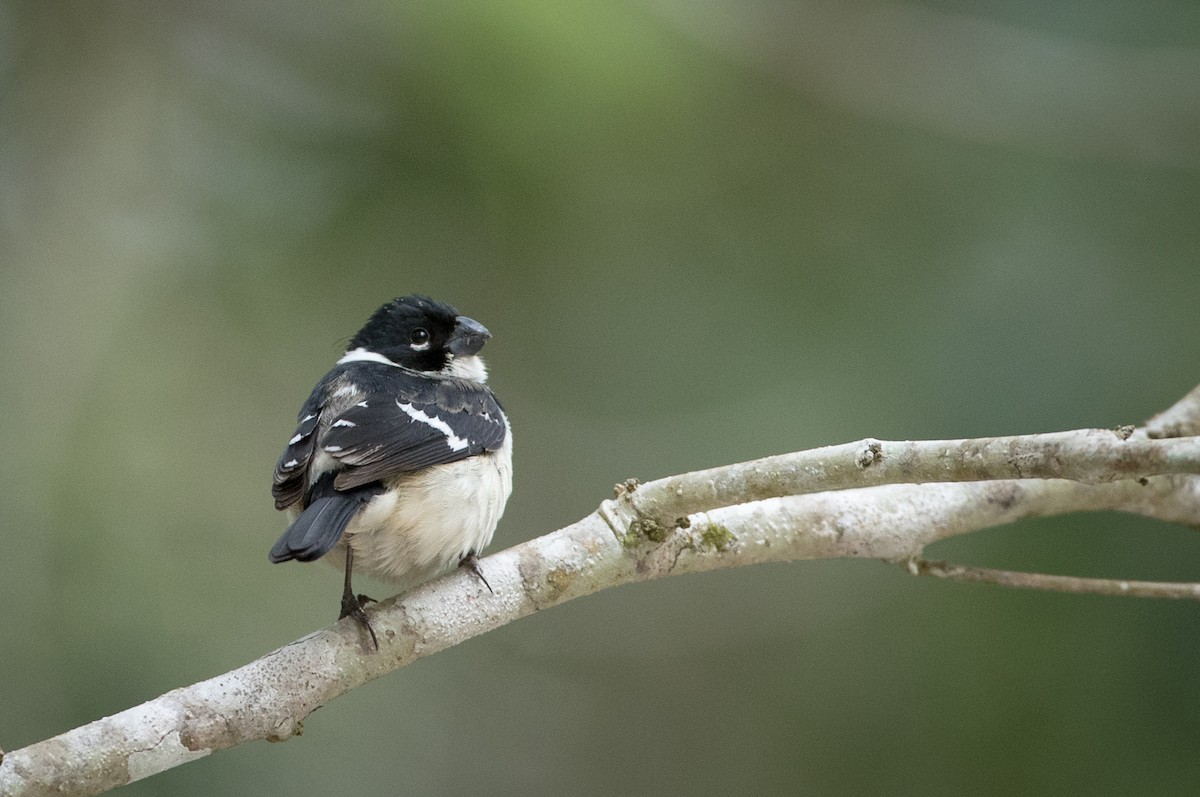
2, 1, 1199, 794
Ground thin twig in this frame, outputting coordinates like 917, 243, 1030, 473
909, 558, 1200, 600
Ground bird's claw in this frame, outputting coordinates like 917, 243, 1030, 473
339, 591, 379, 650
459, 553, 494, 594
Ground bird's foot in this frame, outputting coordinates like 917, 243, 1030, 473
459, 552, 493, 594
339, 591, 379, 650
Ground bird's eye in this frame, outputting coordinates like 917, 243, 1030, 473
410, 328, 430, 345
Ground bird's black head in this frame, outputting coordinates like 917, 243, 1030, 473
347, 295, 492, 376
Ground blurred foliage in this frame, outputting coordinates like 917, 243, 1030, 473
2, 1, 1199, 795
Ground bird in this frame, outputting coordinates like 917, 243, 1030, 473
269, 295, 512, 648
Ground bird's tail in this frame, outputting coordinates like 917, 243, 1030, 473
269, 473, 383, 563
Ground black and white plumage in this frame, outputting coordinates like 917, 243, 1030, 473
270, 295, 512, 646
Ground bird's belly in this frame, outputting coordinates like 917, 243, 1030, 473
329, 438, 513, 591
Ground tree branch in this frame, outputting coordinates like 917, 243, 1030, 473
615, 428, 1200, 530
1147, 383, 1200, 438
3, 390, 1200, 797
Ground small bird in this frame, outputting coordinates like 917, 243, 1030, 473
270, 295, 512, 647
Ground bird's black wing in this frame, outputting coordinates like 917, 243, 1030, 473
271, 389, 324, 511
321, 373, 507, 491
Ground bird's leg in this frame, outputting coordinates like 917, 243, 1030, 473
459, 551, 493, 594
339, 547, 378, 650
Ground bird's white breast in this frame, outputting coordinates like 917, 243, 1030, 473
324, 418, 513, 591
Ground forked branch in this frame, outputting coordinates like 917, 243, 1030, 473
3, 384, 1200, 797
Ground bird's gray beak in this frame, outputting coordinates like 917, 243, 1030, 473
448, 315, 491, 356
